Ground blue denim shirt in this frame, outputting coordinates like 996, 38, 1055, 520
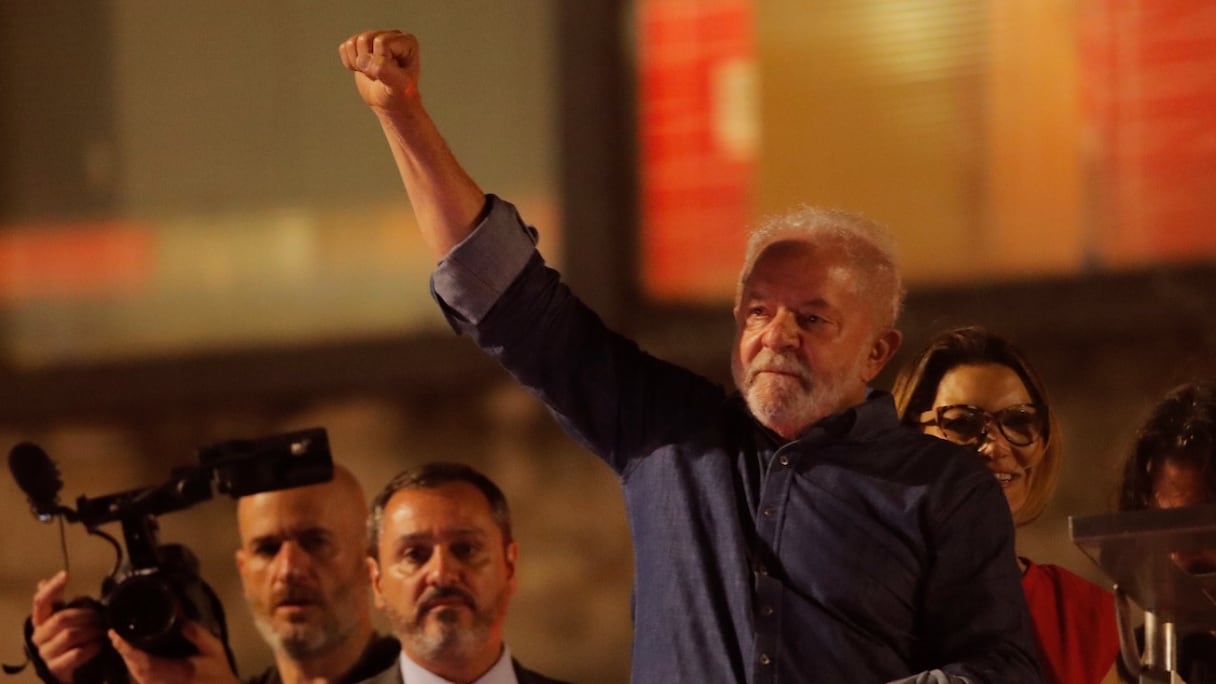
432, 196, 1041, 684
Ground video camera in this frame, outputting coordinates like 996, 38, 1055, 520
6, 427, 333, 682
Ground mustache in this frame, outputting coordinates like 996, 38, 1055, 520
746, 350, 812, 386
271, 583, 323, 608
415, 586, 477, 618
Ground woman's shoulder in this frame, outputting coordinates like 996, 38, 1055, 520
1023, 558, 1114, 607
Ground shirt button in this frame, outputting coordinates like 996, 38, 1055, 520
777, 454, 790, 466
759, 653, 772, 666
762, 506, 776, 518
760, 605, 774, 616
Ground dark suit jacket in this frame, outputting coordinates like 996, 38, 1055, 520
356, 656, 572, 684
513, 660, 572, 684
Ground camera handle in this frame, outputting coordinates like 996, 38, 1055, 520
119, 514, 161, 572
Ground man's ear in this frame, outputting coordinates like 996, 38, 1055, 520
367, 556, 381, 590
505, 541, 519, 594
367, 557, 386, 608
234, 548, 246, 573
861, 328, 903, 383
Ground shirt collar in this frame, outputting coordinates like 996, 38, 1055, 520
398, 644, 517, 684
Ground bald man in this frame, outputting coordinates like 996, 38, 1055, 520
28, 465, 399, 684
227, 464, 399, 683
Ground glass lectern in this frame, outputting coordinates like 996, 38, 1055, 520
1070, 504, 1216, 683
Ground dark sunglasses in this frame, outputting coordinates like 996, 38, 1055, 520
918, 403, 1045, 447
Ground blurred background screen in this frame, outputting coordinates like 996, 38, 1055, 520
637, 0, 1216, 301
0, 1, 559, 369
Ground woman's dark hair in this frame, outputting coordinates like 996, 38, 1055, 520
891, 326, 1061, 527
1118, 381, 1216, 511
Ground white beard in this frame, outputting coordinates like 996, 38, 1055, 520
740, 348, 860, 436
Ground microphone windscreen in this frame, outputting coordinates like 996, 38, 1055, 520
8, 441, 63, 513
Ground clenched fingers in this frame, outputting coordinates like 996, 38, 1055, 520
338, 28, 420, 108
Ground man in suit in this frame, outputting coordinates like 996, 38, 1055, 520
363, 462, 569, 684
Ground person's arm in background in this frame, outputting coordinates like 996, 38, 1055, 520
338, 29, 484, 259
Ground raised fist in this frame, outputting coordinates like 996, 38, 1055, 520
339, 29, 421, 113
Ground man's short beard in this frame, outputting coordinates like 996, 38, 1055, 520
739, 350, 855, 436
390, 603, 491, 664
387, 587, 506, 667
249, 580, 361, 660
253, 609, 356, 660
745, 375, 841, 435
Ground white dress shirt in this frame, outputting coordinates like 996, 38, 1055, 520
398, 644, 518, 684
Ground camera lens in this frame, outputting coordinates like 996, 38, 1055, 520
107, 574, 181, 646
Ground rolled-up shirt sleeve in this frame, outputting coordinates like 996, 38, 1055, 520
431, 194, 539, 326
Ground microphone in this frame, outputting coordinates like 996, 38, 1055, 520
8, 441, 64, 521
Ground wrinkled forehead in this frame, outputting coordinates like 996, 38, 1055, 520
737, 237, 856, 297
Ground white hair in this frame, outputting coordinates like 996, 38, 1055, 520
737, 206, 905, 328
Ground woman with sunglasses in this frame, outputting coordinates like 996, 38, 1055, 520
892, 326, 1119, 684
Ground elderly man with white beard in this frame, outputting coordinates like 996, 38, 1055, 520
340, 28, 1041, 684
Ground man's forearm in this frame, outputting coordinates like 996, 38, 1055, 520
374, 104, 484, 258
341, 29, 486, 259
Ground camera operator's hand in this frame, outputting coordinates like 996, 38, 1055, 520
30, 571, 106, 683
109, 622, 238, 684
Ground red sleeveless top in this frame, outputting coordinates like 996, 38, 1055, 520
1021, 558, 1120, 684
